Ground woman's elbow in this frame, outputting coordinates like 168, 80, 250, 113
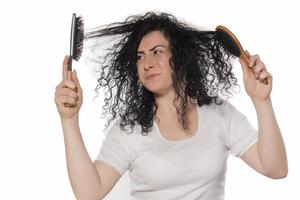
266, 169, 288, 179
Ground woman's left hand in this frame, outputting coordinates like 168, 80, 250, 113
239, 51, 273, 102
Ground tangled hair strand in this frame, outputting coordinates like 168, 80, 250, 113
84, 11, 239, 135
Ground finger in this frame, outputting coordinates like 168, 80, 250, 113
59, 96, 77, 106
248, 54, 261, 68
55, 87, 78, 98
258, 70, 272, 82
55, 95, 77, 107
71, 70, 82, 93
59, 80, 77, 90
245, 50, 251, 57
253, 62, 266, 78
62, 55, 69, 80
54, 97, 66, 107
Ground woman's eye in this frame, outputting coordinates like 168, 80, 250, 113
154, 50, 162, 55
137, 55, 143, 60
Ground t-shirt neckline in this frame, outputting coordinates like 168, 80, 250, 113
154, 105, 202, 143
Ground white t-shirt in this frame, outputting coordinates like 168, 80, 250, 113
96, 101, 258, 200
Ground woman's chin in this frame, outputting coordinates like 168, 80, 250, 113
144, 87, 159, 93
144, 86, 171, 96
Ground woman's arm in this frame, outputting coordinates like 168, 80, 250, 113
239, 52, 288, 178
252, 98, 288, 178
61, 117, 103, 200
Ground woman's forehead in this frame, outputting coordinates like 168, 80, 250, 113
138, 31, 169, 50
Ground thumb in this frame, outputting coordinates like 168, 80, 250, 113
71, 70, 82, 92
239, 59, 251, 80
245, 50, 251, 57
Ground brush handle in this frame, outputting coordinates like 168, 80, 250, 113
241, 50, 268, 85
67, 55, 73, 79
64, 57, 75, 108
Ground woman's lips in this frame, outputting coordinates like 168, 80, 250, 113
146, 73, 161, 80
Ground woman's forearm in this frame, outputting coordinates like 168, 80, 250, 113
61, 116, 103, 200
252, 98, 288, 178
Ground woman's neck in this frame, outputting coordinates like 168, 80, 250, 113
154, 89, 196, 118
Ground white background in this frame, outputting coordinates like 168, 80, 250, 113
0, 0, 299, 199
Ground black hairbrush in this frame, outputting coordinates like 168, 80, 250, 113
68, 13, 84, 80
65, 13, 84, 107
216, 25, 268, 85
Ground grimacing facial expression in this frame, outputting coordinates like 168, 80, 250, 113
136, 31, 174, 95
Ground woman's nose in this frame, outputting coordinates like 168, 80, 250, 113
144, 57, 155, 70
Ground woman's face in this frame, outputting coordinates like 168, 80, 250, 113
136, 31, 173, 95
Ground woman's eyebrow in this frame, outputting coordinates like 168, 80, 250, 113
138, 44, 167, 54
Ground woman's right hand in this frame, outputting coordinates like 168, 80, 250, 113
54, 56, 83, 120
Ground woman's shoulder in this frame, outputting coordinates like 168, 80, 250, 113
200, 98, 236, 118
199, 99, 240, 134
104, 117, 142, 139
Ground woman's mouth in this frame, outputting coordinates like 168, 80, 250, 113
146, 73, 161, 80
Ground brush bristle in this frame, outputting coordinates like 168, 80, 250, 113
73, 16, 84, 61
216, 28, 241, 57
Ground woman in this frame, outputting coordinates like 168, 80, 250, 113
54, 12, 288, 200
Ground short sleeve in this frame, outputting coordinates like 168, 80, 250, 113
95, 121, 132, 176
226, 104, 258, 158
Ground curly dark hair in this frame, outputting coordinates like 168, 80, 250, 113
84, 11, 239, 135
